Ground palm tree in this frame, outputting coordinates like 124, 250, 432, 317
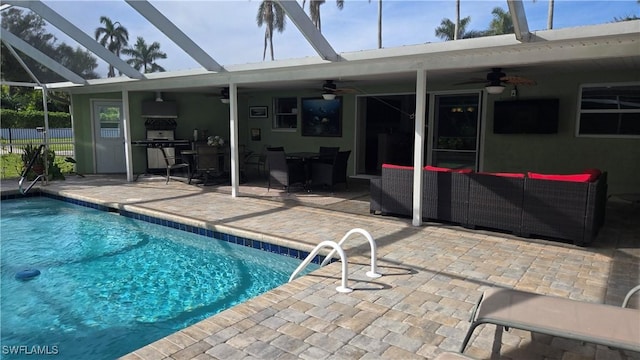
302, 0, 344, 32
487, 7, 513, 35
435, 17, 472, 40
454, 0, 460, 40
121, 37, 166, 73
547, 0, 554, 29
256, 1, 286, 61
94, 16, 129, 77
368, 0, 382, 48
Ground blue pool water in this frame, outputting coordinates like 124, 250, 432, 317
1, 196, 316, 360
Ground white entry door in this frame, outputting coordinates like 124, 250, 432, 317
93, 100, 125, 173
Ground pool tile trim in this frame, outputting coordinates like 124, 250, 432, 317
2, 191, 325, 265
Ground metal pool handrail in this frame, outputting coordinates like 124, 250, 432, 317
19, 144, 46, 195
289, 240, 353, 293
320, 228, 382, 279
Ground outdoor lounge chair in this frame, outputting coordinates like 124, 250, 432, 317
460, 286, 640, 354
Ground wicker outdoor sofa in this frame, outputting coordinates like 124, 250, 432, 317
370, 164, 608, 246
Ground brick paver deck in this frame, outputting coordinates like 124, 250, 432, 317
2, 175, 638, 360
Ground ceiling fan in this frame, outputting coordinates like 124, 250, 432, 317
457, 68, 536, 94
321, 80, 358, 99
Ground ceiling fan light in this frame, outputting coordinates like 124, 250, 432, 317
485, 85, 505, 94
219, 87, 230, 104
322, 93, 336, 100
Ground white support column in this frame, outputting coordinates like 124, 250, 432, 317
229, 83, 239, 197
122, 90, 134, 182
412, 69, 427, 226
41, 85, 50, 185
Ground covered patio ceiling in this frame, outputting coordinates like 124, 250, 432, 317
2, 0, 639, 95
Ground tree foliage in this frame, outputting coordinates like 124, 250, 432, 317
256, 1, 286, 61
121, 37, 167, 73
435, 17, 481, 40
1, 8, 99, 83
94, 16, 129, 77
434, 6, 514, 41
302, 0, 344, 32
487, 7, 514, 35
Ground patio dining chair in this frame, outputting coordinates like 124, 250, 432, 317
311, 150, 351, 191
244, 144, 269, 179
266, 149, 306, 193
162, 149, 190, 184
188, 145, 224, 185
317, 146, 340, 164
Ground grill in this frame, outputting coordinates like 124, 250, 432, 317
144, 118, 177, 131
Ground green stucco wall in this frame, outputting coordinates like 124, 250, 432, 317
70, 70, 638, 194
481, 70, 639, 195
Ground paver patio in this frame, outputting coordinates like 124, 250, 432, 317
2, 175, 638, 360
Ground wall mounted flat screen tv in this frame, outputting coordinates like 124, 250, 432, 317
493, 98, 559, 134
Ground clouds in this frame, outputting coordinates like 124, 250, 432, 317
35, 0, 639, 77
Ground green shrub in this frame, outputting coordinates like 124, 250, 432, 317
0, 109, 71, 128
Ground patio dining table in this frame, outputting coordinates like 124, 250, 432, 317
285, 152, 320, 161
285, 152, 321, 187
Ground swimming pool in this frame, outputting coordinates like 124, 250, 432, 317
1, 196, 317, 360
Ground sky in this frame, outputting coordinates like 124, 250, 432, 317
22, 0, 640, 77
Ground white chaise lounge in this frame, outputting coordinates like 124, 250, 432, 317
460, 286, 640, 354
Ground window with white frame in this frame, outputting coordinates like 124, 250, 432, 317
577, 83, 640, 137
272, 97, 298, 130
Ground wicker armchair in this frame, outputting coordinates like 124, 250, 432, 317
521, 172, 607, 246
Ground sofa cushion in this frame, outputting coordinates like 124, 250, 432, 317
425, 165, 472, 173
425, 165, 452, 172
478, 172, 525, 178
527, 172, 592, 182
383, 164, 414, 170
583, 168, 602, 181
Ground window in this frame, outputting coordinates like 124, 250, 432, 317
97, 104, 122, 138
577, 83, 640, 137
431, 93, 481, 170
273, 97, 298, 130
